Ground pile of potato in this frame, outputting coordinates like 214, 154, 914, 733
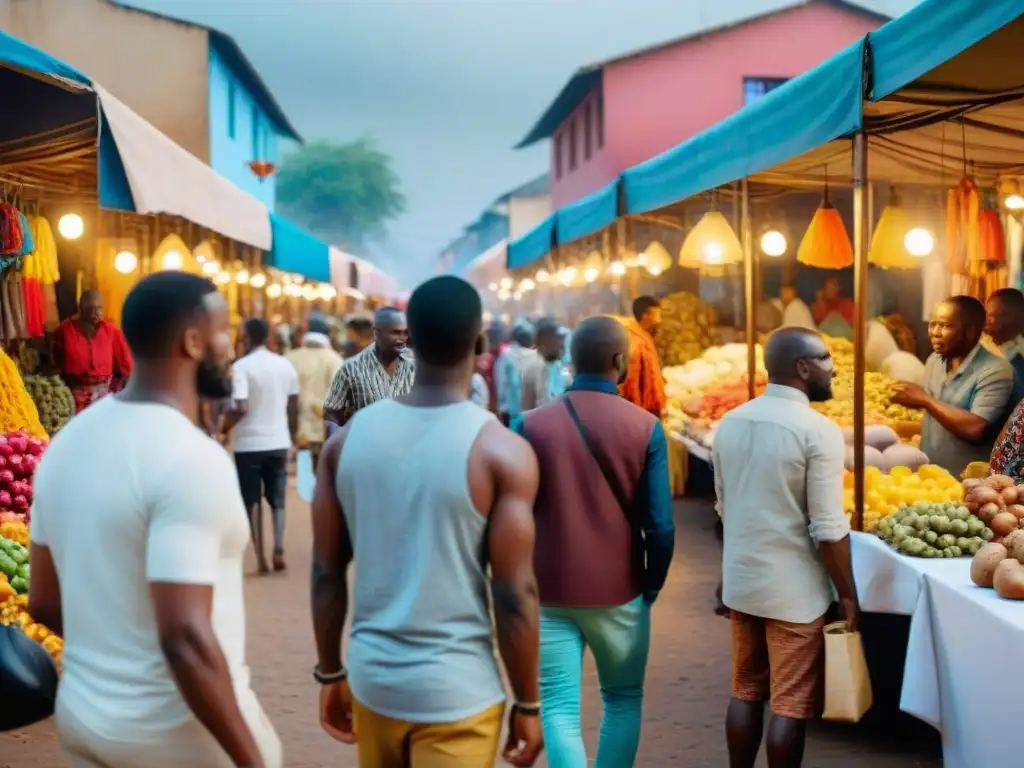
654, 292, 717, 367
968, 474, 1024, 599
962, 474, 1024, 541
877, 501, 992, 557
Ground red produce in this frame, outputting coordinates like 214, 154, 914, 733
0, 469, 13, 485
0, 442, 12, 458
0, 491, 10, 508
7, 455, 23, 476
24, 439, 43, 456
11, 494, 28, 512
7, 434, 27, 454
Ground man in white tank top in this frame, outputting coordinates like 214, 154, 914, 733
310, 276, 545, 767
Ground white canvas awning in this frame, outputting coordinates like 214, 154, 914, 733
96, 84, 271, 250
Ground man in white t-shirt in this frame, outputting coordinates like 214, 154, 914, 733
222, 318, 299, 574
28, 271, 281, 768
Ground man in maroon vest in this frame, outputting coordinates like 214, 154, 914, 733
510, 315, 675, 766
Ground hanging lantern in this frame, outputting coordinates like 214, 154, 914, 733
869, 188, 919, 269
582, 251, 603, 283
57, 213, 84, 240
904, 229, 935, 257
201, 260, 219, 276
249, 272, 267, 289
193, 239, 218, 265
760, 230, 787, 257
642, 240, 672, 276
266, 283, 282, 299
113, 250, 138, 275
679, 211, 742, 272
999, 177, 1024, 211
154, 233, 190, 272
797, 186, 853, 269
535, 268, 550, 283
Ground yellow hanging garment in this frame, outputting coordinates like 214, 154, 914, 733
29, 216, 60, 284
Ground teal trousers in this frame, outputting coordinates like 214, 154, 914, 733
539, 595, 651, 768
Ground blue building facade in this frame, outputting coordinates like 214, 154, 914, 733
206, 33, 301, 211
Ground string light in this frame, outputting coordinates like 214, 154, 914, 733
519, 278, 535, 292
499, 276, 513, 290
113, 250, 137, 274
266, 283, 282, 299
57, 213, 84, 240
760, 231, 787, 257
488, 282, 499, 291
215, 272, 231, 285
202, 260, 219, 276
535, 269, 550, 283
249, 273, 267, 289
583, 267, 599, 282
234, 269, 250, 285
610, 261, 626, 276
1006, 194, 1024, 211
162, 250, 183, 270
904, 228, 935, 257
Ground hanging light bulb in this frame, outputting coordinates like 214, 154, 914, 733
535, 269, 550, 283
285, 283, 302, 297
162, 249, 184, 271
513, 290, 522, 301
904, 228, 935, 257
649, 265, 664, 277
609, 261, 626, 276
519, 278, 535, 292
302, 284, 317, 300
488, 282, 499, 291
703, 241, 724, 264
215, 271, 231, 285
560, 266, 578, 285
320, 284, 338, 300
760, 230, 787, 257
869, 188, 919, 269
1006, 194, 1024, 211
234, 269, 250, 285
113, 250, 138, 274
249, 272, 267, 289
583, 268, 599, 282
202, 260, 220, 276
266, 283, 282, 299
497, 288, 511, 301
636, 253, 648, 267
57, 213, 84, 240
643, 241, 672, 275
499, 276, 513, 290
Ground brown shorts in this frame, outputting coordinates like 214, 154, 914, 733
731, 610, 826, 720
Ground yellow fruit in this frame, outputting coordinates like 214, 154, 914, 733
890, 466, 912, 479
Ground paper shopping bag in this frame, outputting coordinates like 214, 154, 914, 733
822, 621, 873, 723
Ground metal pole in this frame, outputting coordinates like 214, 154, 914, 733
852, 132, 869, 533
741, 177, 755, 400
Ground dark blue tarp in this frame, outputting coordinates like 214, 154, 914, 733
622, 38, 866, 215
507, 214, 555, 270
267, 214, 330, 282
556, 181, 617, 245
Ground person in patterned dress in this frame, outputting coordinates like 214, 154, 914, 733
323, 307, 414, 428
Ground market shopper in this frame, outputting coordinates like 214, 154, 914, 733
520, 318, 571, 411
495, 322, 539, 425
621, 296, 667, 417
891, 296, 1014, 476
29, 272, 281, 768
310, 276, 543, 767
985, 288, 1024, 403
342, 316, 374, 358
286, 312, 343, 473
713, 326, 859, 768
53, 289, 133, 413
510, 314, 674, 767
323, 307, 414, 427
223, 318, 300, 574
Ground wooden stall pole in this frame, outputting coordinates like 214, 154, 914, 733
852, 132, 870, 533
741, 177, 756, 401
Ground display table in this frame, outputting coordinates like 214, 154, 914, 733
852, 533, 1024, 768
669, 430, 712, 465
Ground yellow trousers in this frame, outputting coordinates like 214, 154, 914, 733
352, 699, 504, 768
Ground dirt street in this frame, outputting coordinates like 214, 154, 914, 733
2, 491, 941, 767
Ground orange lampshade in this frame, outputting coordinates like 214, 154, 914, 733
797, 192, 853, 269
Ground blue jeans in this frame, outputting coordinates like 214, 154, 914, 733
539, 595, 651, 768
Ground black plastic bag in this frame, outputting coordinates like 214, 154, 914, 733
0, 623, 57, 730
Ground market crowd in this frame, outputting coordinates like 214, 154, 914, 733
16, 269, 1024, 768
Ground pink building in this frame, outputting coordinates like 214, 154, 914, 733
517, 0, 887, 209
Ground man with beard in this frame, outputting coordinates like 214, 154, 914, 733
520, 319, 571, 411
892, 296, 1014, 476
323, 307, 414, 428
713, 326, 859, 768
28, 272, 280, 768
222, 318, 300, 574
509, 315, 674, 767
621, 296, 666, 417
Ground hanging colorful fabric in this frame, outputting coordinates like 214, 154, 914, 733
797, 187, 853, 269
29, 216, 59, 284
946, 176, 980, 276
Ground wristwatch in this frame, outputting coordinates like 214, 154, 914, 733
513, 701, 542, 717
313, 665, 348, 684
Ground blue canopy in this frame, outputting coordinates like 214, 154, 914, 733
556, 180, 618, 245
266, 214, 331, 282
869, 0, 1023, 100
622, 37, 866, 215
507, 214, 555, 270
0, 29, 90, 86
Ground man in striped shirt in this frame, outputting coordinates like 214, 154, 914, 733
323, 307, 415, 428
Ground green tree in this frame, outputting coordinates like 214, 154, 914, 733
276, 138, 405, 249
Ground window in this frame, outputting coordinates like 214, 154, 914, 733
596, 88, 604, 148
227, 80, 237, 139
554, 132, 563, 179
743, 77, 788, 105
251, 104, 261, 159
583, 102, 593, 161
568, 117, 578, 171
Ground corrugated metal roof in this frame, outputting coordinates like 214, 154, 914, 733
514, 0, 889, 149
107, 1, 302, 142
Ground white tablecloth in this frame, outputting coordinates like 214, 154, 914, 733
852, 533, 1024, 768
669, 430, 712, 464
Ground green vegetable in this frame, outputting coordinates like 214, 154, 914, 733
949, 545, 962, 557
914, 516, 930, 532
938, 534, 957, 549
950, 519, 969, 536
924, 530, 939, 545
10, 575, 27, 594
982, 528, 995, 542
953, 506, 970, 522
8, 544, 27, 566
933, 516, 952, 534
967, 518, 985, 536
0, 551, 16, 579
956, 537, 971, 551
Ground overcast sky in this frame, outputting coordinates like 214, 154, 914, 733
126, 0, 918, 283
